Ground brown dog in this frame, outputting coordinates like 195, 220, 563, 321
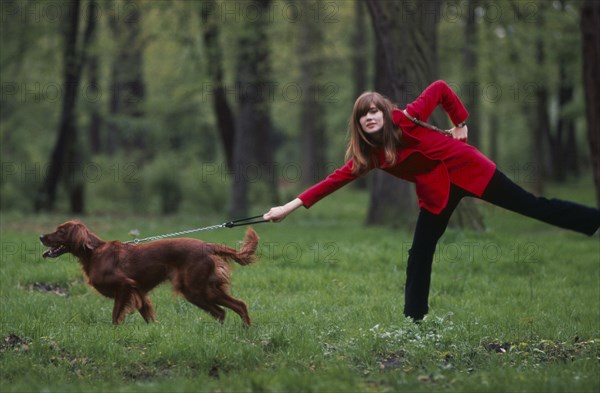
40, 221, 258, 326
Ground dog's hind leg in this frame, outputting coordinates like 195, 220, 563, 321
203, 303, 226, 323
214, 287, 251, 326
183, 293, 226, 323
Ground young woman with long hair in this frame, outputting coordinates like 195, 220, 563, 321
263, 80, 600, 321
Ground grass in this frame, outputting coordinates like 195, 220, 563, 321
1, 178, 599, 392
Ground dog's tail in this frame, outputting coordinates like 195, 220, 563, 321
212, 227, 259, 266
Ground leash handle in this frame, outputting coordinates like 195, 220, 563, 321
224, 215, 268, 228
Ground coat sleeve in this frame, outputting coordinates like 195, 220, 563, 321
405, 80, 469, 126
297, 160, 360, 208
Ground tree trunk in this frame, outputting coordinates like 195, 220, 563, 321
352, 0, 369, 190
251, 0, 278, 208
565, 118, 579, 176
300, 0, 327, 186
482, 5, 500, 165
200, 1, 235, 170
87, 0, 101, 155
88, 53, 101, 154
533, 77, 550, 195
488, 111, 499, 164
581, 0, 600, 207
364, 0, 441, 228
463, 0, 480, 148
230, 0, 276, 217
66, 1, 98, 214
107, 0, 146, 156
449, 0, 485, 231
353, 0, 369, 100
365, 37, 417, 228
557, 0, 578, 178
531, 5, 550, 195
552, 61, 574, 182
35, 0, 95, 213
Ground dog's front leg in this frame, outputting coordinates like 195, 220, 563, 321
112, 287, 131, 325
111, 279, 143, 325
138, 296, 155, 323
113, 291, 125, 325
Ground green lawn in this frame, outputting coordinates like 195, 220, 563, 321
1, 179, 599, 392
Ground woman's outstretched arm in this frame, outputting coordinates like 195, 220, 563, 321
263, 198, 304, 222
264, 159, 361, 223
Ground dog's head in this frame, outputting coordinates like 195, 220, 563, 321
40, 221, 97, 259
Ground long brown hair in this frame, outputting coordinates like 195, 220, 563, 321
345, 92, 401, 174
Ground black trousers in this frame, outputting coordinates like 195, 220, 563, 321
403, 169, 600, 320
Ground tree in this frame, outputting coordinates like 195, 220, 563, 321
506, 0, 550, 195
363, 0, 485, 231
532, 3, 551, 194
581, 0, 600, 207
463, 0, 480, 148
364, 0, 442, 228
549, 0, 580, 180
107, 0, 146, 156
35, 0, 96, 213
352, 0, 369, 105
229, 0, 277, 217
300, 0, 327, 186
450, 0, 485, 231
351, 0, 370, 190
200, 1, 236, 170
482, 2, 499, 163
87, 0, 101, 154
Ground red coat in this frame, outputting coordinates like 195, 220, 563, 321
298, 80, 497, 214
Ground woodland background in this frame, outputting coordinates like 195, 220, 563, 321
1, 0, 599, 228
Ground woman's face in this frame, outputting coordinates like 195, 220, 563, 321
359, 103, 384, 134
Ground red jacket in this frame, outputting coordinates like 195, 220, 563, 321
298, 80, 497, 214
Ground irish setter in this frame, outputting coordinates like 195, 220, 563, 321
40, 221, 259, 326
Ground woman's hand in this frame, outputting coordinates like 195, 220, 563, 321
263, 198, 303, 223
449, 124, 468, 142
263, 206, 289, 222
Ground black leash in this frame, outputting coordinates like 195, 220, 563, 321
224, 215, 268, 228
125, 215, 268, 244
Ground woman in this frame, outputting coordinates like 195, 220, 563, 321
263, 80, 600, 321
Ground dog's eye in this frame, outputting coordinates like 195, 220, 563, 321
58, 228, 66, 235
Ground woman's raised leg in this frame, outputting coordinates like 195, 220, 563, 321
480, 170, 600, 236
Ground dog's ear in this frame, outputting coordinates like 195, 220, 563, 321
71, 223, 97, 252
83, 236, 96, 252
71, 224, 86, 251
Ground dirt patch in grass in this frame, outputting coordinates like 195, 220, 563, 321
122, 362, 176, 381
481, 337, 599, 362
25, 282, 70, 297
377, 350, 407, 370
1, 334, 31, 352
484, 341, 512, 353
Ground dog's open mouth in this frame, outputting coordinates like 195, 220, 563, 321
42, 245, 67, 259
